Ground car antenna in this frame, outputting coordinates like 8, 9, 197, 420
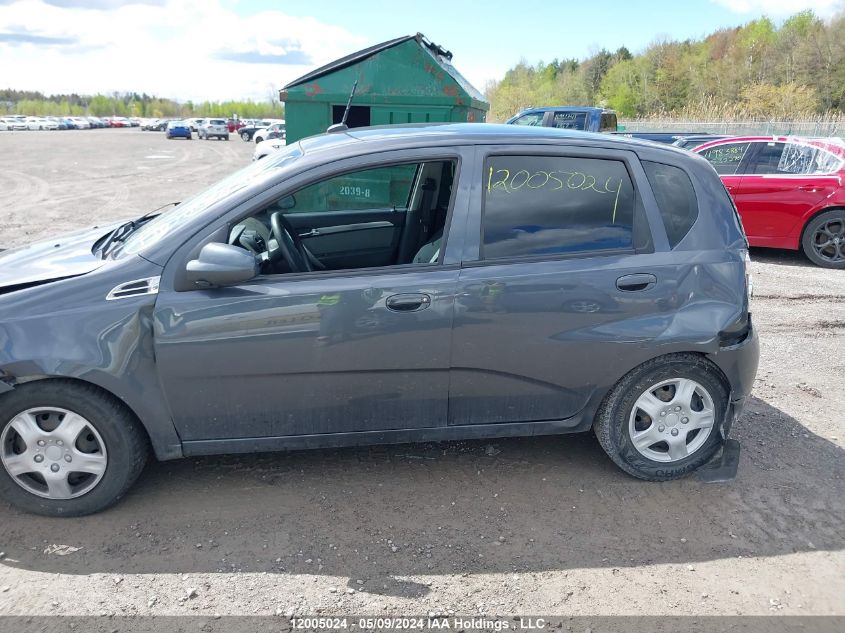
327, 80, 358, 134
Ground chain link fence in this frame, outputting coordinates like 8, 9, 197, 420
618, 119, 844, 138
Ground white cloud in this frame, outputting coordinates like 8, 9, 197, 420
709, 0, 844, 17
0, 0, 367, 102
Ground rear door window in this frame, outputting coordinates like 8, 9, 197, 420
552, 111, 588, 130
698, 142, 751, 175
600, 112, 617, 132
745, 142, 787, 174
482, 155, 636, 259
642, 161, 699, 248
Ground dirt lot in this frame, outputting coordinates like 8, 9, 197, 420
0, 130, 842, 624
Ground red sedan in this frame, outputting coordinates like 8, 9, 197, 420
694, 136, 845, 268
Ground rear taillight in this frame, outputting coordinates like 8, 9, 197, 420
743, 249, 753, 306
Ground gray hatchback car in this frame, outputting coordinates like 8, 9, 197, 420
0, 124, 758, 516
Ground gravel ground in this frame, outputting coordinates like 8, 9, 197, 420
0, 129, 842, 625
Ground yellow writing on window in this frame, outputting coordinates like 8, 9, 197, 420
487, 165, 625, 222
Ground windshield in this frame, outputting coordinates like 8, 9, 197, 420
115, 143, 303, 257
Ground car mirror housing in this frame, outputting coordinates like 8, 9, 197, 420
277, 195, 296, 210
185, 243, 258, 288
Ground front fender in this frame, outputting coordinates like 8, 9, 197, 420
0, 264, 183, 460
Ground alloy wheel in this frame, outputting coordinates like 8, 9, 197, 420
812, 219, 845, 262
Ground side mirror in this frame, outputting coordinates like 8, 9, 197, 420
277, 194, 296, 210
186, 243, 258, 288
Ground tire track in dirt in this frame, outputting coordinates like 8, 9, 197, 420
0, 170, 50, 208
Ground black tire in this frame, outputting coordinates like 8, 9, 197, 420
801, 208, 845, 268
593, 353, 728, 481
241, 131, 250, 142
223, 135, 229, 141
0, 379, 149, 517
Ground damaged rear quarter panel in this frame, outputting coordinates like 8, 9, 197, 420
450, 248, 749, 429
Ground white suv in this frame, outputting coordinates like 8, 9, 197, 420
199, 118, 229, 140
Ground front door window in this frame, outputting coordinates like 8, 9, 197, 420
229, 160, 457, 275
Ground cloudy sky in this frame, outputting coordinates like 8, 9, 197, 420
0, 0, 842, 103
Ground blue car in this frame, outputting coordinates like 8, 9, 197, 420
165, 120, 192, 139
506, 106, 618, 133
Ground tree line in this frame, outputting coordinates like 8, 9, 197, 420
0, 89, 284, 119
485, 9, 845, 121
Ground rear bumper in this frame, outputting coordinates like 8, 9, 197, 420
707, 314, 759, 434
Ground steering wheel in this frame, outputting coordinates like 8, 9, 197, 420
270, 211, 312, 273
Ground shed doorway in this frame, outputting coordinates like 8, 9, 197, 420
332, 105, 371, 129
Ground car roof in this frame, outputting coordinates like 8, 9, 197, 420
296, 123, 683, 157
694, 135, 845, 157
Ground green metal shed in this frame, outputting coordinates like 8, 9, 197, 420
279, 33, 489, 143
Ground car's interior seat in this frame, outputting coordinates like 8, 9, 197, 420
412, 228, 443, 264
397, 176, 437, 264
231, 217, 272, 254
397, 161, 455, 265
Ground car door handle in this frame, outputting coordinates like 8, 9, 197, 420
798, 185, 825, 192
616, 273, 657, 292
386, 293, 431, 312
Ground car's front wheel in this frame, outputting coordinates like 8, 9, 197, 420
594, 353, 728, 481
241, 131, 250, 141
802, 209, 845, 268
0, 380, 148, 516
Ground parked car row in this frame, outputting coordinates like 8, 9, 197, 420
156, 119, 231, 141
141, 117, 285, 143
0, 115, 146, 130
235, 119, 286, 143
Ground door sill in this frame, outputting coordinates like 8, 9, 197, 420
181, 417, 589, 457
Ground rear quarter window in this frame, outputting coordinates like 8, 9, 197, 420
482, 155, 636, 259
642, 161, 699, 248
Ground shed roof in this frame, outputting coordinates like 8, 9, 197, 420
283, 33, 484, 104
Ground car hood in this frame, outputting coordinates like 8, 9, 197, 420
0, 222, 119, 290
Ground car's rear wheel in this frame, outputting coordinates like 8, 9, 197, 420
801, 209, 845, 268
0, 380, 148, 516
594, 353, 728, 481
